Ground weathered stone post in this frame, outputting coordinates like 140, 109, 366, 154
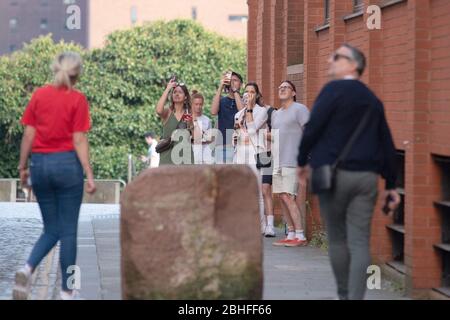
121, 165, 263, 299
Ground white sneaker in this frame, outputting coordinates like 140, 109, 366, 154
264, 225, 276, 238
261, 223, 266, 235
12, 267, 32, 300
60, 290, 84, 300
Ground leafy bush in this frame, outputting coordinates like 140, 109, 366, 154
0, 20, 246, 180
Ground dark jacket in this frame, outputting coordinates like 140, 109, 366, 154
297, 79, 397, 189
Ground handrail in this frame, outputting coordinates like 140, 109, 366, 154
0, 178, 127, 203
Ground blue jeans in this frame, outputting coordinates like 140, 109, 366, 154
27, 151, 84, 291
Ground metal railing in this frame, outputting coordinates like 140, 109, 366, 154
0, 178, 126, 204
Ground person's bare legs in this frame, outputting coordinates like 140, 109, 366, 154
280, 193, 307, 246
280, 193, 302, 230
262, 183, 275, 236
280, 196, 294, 233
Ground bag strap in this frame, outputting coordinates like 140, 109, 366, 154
334, 108, 372, 168
242, 108, 265, 153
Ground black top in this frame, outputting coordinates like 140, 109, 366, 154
297, 80, 397, 189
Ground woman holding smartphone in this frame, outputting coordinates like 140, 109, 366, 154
155, 77, 194, 165
233, 82, 268, 235
14, 52, 96, 300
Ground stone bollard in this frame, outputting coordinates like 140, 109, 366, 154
121, 165, 263, 300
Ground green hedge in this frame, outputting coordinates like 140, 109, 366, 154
0, 19, 246, 180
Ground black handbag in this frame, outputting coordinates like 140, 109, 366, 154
155, 138, 174, 154
310, 110, 372, 194
241, 107, 272, 169
255, 151, 272, 169
155, 113, 185, 154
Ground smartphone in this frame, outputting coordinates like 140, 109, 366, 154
242, 92, 249, 106
382, 194, 393, 215
170, 74, 177, 83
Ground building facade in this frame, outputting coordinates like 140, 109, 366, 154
0, 0, 248, 55
247, 0, 450, 299
0, 0, 89, 55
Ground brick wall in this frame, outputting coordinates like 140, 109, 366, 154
248, 0, 450, 298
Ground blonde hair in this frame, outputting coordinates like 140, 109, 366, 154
51, 52, 82, 89
191, 90, 204, 104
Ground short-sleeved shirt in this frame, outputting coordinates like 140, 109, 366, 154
218, 96, 239, 146
271, 102, 310, 168
21, 85, 91, 153
196, 114, 212, 138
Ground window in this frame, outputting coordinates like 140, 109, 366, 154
9, 18, 18, 30
192, 7, 197, 20
63, 0, 76, 4
9, 44, 16, 52
228, 15, 248, 23
10, 1, 18, 6
131, 6, 137, 24
433, 155, 450, 294
40, 18, 48, 30
353, 0, 364, 12
324, 0, 330, 24
41, 0, 48, 6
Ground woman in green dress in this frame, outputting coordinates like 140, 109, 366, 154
155, 78, 194, 165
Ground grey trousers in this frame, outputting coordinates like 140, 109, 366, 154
318, 169, 378, 300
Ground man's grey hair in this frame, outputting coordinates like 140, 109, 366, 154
342, 44, 366, 76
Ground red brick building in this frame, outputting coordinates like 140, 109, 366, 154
247, 0, 450, 299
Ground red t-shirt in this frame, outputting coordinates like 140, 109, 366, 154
21, 85, 91, 153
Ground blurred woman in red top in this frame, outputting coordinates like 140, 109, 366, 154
14, 52, 96, 300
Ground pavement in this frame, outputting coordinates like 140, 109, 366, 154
1, 203, 407, 300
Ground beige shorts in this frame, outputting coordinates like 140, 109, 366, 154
272, 167, 298, 195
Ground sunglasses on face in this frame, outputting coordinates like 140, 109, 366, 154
331, 52, 353, 62
278, 85, 293, 91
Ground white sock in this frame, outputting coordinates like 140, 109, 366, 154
295, 230, 306, 241
287, 231, 295, 240
267, 215, 274, 227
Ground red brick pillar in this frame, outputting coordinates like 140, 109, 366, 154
364, 0, 393, 265
272, 0, 287, 104
303, 0, 326, 240
287, 0, 304, 67
303, 0, 323, 109
404, 0, 441, 298
330, 0, 353, 50
247, 0, 258, 82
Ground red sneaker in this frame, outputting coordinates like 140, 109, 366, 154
272, 238, 293, 247
284, 238, 308, 247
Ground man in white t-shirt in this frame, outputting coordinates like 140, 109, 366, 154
271, 80, 310, 248
141, 132, 160, 168
192, 91, 214, 164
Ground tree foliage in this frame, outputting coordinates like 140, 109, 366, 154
0, 20, 246, 180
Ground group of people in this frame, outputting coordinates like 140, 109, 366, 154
14, 42, 401, 300
151, 70, 310, 245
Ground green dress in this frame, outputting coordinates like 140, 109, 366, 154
159, 112, 194, 165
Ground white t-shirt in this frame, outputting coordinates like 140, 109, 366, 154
193, 114, 213, 164
271, 102, 310, 168
149, 140, 160, 168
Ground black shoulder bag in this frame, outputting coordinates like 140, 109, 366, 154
155, 113, 184, 154
310, 109, 372, 194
